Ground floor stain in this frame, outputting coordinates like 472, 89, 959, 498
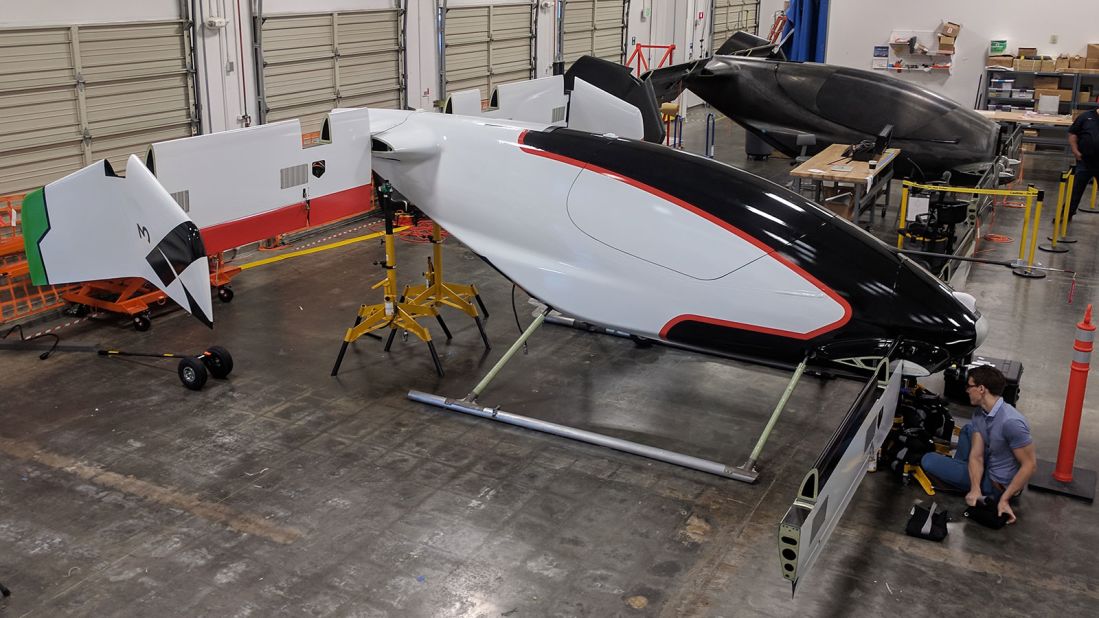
680, 513, 713, 544
0, 437, 302, 544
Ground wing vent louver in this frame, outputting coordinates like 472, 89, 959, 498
280, 164, 309, 189
170, 190, 190, 212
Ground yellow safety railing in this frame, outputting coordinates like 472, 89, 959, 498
1040, 169, 1073, 254
896, 180, 1040, 263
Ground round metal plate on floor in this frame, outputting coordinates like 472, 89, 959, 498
1038, 243, 1069, 253
1012, 266, 1047, 278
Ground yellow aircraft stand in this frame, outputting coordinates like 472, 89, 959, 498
331, 182, 444, 376
398, 221, 491, 351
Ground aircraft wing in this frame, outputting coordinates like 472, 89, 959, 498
21, 156, 214, 327
778, 357, 902, 592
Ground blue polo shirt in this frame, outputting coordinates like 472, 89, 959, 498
969, 398, 1033, 485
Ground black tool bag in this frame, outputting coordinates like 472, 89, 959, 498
963, 496, 1010, 529
905, 501, 949, 541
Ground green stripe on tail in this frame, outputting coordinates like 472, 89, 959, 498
21, 188, 50, 285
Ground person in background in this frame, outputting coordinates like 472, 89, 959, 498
921, 365, 1037, 523
1067, 106, 1099, 219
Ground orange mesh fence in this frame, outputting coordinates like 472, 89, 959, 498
0, 193, 76, 324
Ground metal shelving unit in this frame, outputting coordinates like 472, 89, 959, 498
980, 69, 1096, 158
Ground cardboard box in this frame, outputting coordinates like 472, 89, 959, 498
1016, 58, 1040, 71
1018, 46, 1038, 58
1081, 90, 1096, 104
1034, 76, 1060, 89
1034, 88, 1073, 102
1055, 55, 1071, 71
1088, 59, 1099, 69
938, 35, 955, 53
1070, 55, 1087, 69
987, 55, 1015, 68
941, 21, 962, 37
1088, 43, 1099, 59
1040, 59, 1056, 72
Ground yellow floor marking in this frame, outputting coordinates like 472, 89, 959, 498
0, 437, 301, 545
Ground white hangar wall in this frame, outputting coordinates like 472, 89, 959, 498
825, 0, 1099, 106
0, 0, 224, 192
0, 0, 182, 25
0, 0, 773, 194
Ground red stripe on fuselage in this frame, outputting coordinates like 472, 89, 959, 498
199, 183, 373, 254
516, 130, 852, 340
309, 183, 374, 227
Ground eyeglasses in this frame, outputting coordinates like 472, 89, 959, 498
965, 383, 981, 391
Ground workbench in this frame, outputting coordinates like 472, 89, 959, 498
977, 109, 1075, 161
975, 109, 1073, 126
790, 144, 901, 225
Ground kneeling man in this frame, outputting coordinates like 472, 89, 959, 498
921, 365, 1037, 523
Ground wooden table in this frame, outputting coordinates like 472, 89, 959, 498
977, 109, 1075, 161
789, 144, 901, 224
975, 109, 1073, 126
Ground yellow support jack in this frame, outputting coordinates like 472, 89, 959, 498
331, 181, 445, 377
399, 221, 491, 351
904, 463, 936, 496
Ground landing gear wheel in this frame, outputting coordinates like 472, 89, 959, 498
201, 345, 234, 379
217, 286, 234, 303
178, 357, 208, 390
133, 314, 151, 332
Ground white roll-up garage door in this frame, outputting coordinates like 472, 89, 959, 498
561, 0, 627, 65
712, 0, 761, 49
0, 21, 197, 196
259, 9, 403, 134
443, 2, 535, 102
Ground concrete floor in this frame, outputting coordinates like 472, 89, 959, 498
1, 110, 1097, 616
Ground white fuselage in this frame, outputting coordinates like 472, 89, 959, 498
370, 110, 849, 344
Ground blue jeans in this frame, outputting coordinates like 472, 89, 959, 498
920, 424, 998, 496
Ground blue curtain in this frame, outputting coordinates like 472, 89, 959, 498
782, 0, 830, 63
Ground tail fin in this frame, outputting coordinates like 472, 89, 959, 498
563, 56, 665, 143
22, 156, 214, 327
715, 31, 786, 59
643, 31, 785, 105
640, 60, 705, 105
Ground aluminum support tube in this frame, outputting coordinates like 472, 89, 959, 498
744, 356, 809, 471
408, 391, 757, 481
467, 308, 549, 401
545, 314, 633, 338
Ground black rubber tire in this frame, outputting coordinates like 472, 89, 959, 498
201, 345, 234, 379
178, 357, 208, 390
71, 303, 90, 317
217, 286, 234, 303
133, 315, 151, 332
